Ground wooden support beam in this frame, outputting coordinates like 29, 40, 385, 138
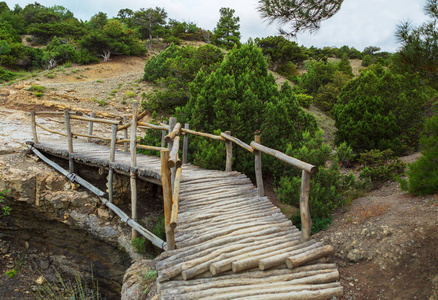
130, 102, 138, 239
108, 124, 117, 203
64, 109, 74, 173
168, 136, 182, 168
254, 135, 264, 197
225, 131, 232, 172
182, 123, 189, 164
30, 111, 38, 144
161, 121, 167, 147
168, 117, 177, 192
87, 112, 95, 142
161, 149, 175, 250
300, 170, 312, 242
170, 167, 182, 229
123, 116, 128, 152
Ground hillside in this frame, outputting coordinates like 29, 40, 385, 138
1, 56, 437, 299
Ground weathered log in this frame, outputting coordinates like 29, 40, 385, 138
250, 141, 317, 174
157, 226, 294, 264
161, 149, 175, 250
168, 136, 181, 168
170, 167, 182, 229
161, 120, 167, 147
165, 122, 182, 143
36, 123, 67, 137
259, 242, 327, 271
209, 237, 301, 276
70, 114, 122, 125
136, 144, 166, 151
168, 117, 177, 192
71, 132, 111, 141
300, 170, 312, 242
286, 245, 334, 269
30, 111, 38, 143
130, 103, 138, 239
180, 128, 224, 141
87, 112, 95, 142
138, 122, 169, 131
225, 130, 232, 172
173, 282, 342, 300
221, 132, 253, 152
161, 268, 338, 291
108, 124, 117, 203
231, 240, 319, 273
123, 115, 128, 152
254, 135, 264, 196
182, 123, 189, 164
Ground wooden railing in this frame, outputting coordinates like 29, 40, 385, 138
30, 102, 317, 250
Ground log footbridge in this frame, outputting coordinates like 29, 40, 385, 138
28, 104, 343, 299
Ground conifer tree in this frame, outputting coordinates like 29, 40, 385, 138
212, 7, 241, 50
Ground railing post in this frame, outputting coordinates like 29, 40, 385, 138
225, 131, 232, 172
300, 170, 312, 242
161, 149, 175, 250
64, 109, 74, 173
87, 112, 95, 142
123, 116, 129, 152
161, 121, 167, 147
254, 135, 264, 197
130, 102, 139, 239
182, 123, 189, 164
168, 117, 177, 191
108, 124, 117, 203
30, 111, 38, 144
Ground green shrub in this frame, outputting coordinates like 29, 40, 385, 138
402, 112, 438, 195
361, 54, 373, 67
313, 71, 350, 114
299, 60, 338, 95
35, 92, 43, 97
92, 98, 107, 106
152, 215, 165, 240
334, 64, 429, 154
276, 131, 357, 233
358, 149, 405, 188
0, 67, 18, 83
125, 90, 136, 98
131, 237, 147, 254
295, 93, 313, 108
28, 85, 46, 93
143, 44, 224, 111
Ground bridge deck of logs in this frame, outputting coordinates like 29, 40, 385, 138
28, 104, 344, 299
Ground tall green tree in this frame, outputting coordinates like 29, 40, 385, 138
181, 43, 317, 174
255, 35, 308, 71
134, 7, 167, 49
212, 7, 241, 50
395, 0, 438, 88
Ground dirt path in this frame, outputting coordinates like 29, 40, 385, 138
1, 56, 437, 300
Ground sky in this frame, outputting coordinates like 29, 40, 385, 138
6, 0, 428, 52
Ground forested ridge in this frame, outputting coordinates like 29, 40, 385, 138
1, 1, 437, 233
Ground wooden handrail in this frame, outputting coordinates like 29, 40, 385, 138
221, 132, 253, 153
250, 141, 317, 174
170, 167, 182, 229
70, 115, 122, 125
181, 128, 224, 141
165, 123, 182, 143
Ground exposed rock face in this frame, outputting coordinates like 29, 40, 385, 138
121, 259, 157, 300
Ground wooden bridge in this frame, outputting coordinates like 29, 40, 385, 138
28, 104, 343, 299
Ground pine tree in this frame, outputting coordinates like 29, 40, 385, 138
212, 7, 241, 50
